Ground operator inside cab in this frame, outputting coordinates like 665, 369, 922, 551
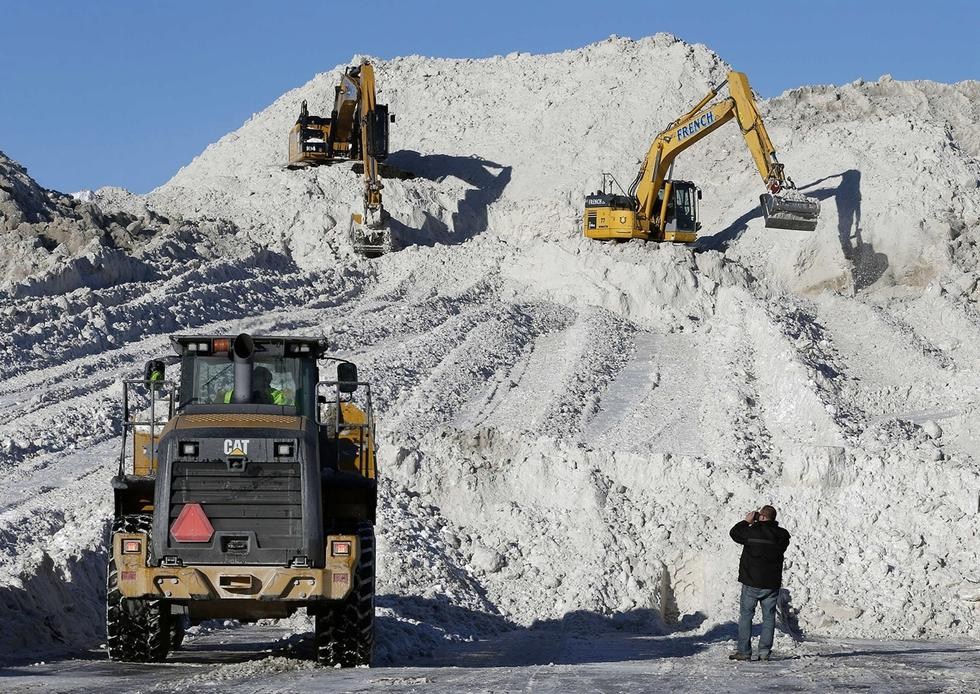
217, 366, 294, 406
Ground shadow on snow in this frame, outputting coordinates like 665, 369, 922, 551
697, 169, 887, 291
385, 150, 512, 247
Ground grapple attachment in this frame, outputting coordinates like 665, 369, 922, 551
349, 213, 393, 258
761, 191, 820, 231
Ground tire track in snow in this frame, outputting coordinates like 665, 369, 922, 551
589, 332, 708, 457
538, 308, 637, 440
812, 293, 957, 422
0, 259, 364, 381
389, 303, 572, 436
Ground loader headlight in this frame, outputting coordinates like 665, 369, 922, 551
274, 441, 295, 457
179, 441, 199, 457
331, 541, 351, 557
122, 539, 142, 554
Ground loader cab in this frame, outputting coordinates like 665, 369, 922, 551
171, 335, 326, 416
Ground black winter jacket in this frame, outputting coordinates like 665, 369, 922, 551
730, 520, 791, 589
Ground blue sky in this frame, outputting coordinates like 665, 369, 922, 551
1, 0, 977, 194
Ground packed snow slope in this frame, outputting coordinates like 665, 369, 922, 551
2, 34, 980, 662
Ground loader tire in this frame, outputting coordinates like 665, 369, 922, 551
145, 600, 172, 663
105, 514, 171, 663
106, 559, 147, 662
314, 522, 375, 667
170, 614, 188, 651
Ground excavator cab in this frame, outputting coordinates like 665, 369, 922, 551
656, 180, 702, 241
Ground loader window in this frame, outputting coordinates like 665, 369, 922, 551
250, 357, 300, 407
183, 356, 234, 407
179, 355, 317, 416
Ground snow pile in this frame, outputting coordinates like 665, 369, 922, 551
0, 151, 163, 292
1, 34, 980, 663
0, 473, 110, 656
131, 35, 980, 299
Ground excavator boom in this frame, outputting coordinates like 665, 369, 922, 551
286, 60, 396, 256
584, 70, 819, 243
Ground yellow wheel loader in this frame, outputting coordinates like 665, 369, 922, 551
584, 71, 820, 243
107, 333, 378, 667
287, 60, 396, 257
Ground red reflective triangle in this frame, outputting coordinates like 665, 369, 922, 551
170, 502, 214, 543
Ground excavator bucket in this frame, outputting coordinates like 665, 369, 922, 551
349, 213, 393, 258
760, 191, 820, 232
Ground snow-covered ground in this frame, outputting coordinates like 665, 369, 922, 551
2, 34, 980, 690
3, 624, 980, 692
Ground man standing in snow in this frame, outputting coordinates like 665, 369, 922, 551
729, 505, 790, 661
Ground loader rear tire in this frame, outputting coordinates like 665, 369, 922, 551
170, 614, 188, 651
106, 559, 147, 662
145, 600, 172, 663
105, 514, 171, 663
313, 522, 375, 667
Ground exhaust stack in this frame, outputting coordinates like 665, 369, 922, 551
232, 333, 255, 404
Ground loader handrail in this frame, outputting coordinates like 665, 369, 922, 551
315, 379, 377, 479
118, 378, 175, 477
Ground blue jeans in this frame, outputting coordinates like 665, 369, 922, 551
737, 583, 779, 657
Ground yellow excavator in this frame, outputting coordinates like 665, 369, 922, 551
288, 60, 395, 256
584, 71, 819, 243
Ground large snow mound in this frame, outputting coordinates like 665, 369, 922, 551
140, 34, 980, 296
2, 34, 980, 662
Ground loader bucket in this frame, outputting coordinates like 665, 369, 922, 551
760, 192, 820, 231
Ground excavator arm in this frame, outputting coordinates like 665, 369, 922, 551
286, 60, 395, 256
726, 72, 788, 191
347, 61, 393, 256
584, 71, 819, 243
352, 62, 386, 230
